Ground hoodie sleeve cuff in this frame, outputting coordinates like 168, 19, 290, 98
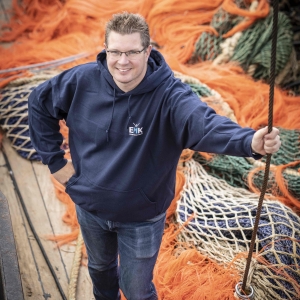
251, 151, 263, 160
243, 130, 263, 160
48, 158, 68, 174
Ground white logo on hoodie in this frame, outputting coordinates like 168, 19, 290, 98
129, 123, 143, 136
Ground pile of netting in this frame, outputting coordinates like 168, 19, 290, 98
192, 4, 294, 82
192, 127, 300, 212
177, 157, 300, 299
0, 71, 61, 159
1, 68, 300, 299
0, 0, 299, 93
1, 0, 300, 299
272, 0, 300, 95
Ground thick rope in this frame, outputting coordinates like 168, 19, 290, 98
0, 52, 92, 75
68, 229, 84, 300
239, 0, 278, 296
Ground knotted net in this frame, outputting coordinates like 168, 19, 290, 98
193, 127, 300, 212
176, 158, 300, 299
0, 70, 63, 160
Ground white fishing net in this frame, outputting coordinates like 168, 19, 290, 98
176, 158, 300, 300
0, 70, 61, 159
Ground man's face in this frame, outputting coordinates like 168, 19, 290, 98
105, 31, 152, 92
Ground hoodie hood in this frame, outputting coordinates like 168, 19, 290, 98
97, 48, 174, 141
96, 48, 173, 95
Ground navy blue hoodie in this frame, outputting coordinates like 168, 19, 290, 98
28, 49, 258, 222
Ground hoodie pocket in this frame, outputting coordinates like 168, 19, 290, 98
65, 173, 157, 222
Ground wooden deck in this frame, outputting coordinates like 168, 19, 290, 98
0, 136, 94, 299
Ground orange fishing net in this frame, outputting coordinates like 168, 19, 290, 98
164, 55, 300, 130
0, 0, 270, 76
1, 0, 300, 299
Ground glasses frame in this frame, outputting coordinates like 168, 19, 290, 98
106, 47, 146, 58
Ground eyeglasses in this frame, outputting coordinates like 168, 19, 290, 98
106, 48, 146, 59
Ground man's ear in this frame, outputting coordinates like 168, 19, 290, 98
146, 45, 152, 56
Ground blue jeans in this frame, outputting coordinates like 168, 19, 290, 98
75, 205, 166, 300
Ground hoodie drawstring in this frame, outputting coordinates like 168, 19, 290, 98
106, 92, 134, 142
126, 95, 132, 129
106, 88, 116, 142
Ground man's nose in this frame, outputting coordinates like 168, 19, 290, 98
118, 53, 129, 63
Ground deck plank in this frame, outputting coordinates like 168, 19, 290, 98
32, 159, 94, 299
31, 161, 73, 281
1, 136, 93, 299
1, 138, 67, 299
0, 146, 46, 298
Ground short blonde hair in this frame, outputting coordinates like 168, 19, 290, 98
105, 12, 150, 48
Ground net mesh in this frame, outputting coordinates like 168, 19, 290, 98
0, 70, 62, 159
231, 9, 293, 80
193, 127, 300, 205
191, 1, 245, 62
176, 158, 300, 299
192, 4, 294, 85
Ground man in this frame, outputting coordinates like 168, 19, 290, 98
28, 12, 281, 300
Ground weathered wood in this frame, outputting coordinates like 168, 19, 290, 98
0, 136, 93, 299
0, 190, 24, 300
1, 138, 66, 299
31, 161, 73, 281
0, 145, 44, 298
32, 159, 94, 299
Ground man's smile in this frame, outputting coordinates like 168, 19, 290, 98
116, 67, 131, 73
